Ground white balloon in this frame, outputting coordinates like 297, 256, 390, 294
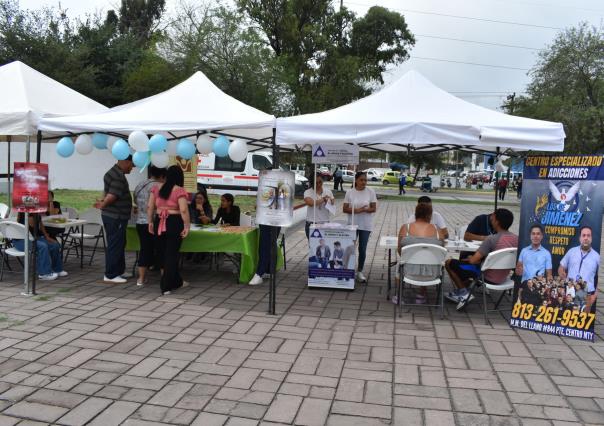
228, 139, 248, 162
107, 136, 117, 152
166, 139, 179, 156
75, 134, 93, 155
128, 131, 149, 152
151, 152, 170, 168
196, 134, 214, 154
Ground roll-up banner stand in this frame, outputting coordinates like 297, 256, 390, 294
511, 155, 603, 342
309, 144, 359, 289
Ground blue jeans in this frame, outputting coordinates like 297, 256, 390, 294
102, 215, 128, 279
357, 230, 371, 272
13, 237, 63, 276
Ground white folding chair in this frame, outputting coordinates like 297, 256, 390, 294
64, 208, 105, 265
0, 203, 9, 219
0, 221, 33, 281
477, 247, 517, 324
398, 243, 448, 319
63, 207, 79, 219
239, 213, 252, 226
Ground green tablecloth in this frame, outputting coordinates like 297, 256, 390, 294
126, 225, 282, 283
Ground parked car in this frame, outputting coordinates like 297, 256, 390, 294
318, 167, 333, 181
341, 169, 355, 183
363, 169, 382, 181
382, 171, 400, 185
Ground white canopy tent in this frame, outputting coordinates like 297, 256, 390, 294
276, 70, 565, 154
0, 60, 108, 296
39, 71, 277, 150
0, 61, 108, 137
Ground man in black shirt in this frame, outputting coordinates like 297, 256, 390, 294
95, 157, 134, 283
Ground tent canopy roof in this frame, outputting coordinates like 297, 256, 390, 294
276, 70, 565, 154
0, 61, 108, 137
39, 71, 276, 145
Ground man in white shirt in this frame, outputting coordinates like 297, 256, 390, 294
407, 196, 449, 239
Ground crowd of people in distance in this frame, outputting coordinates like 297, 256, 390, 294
518, 275, 588, 312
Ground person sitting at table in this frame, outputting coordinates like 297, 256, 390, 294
213, 193, 240, 226
147, 165, 191, 296
190, 190, 213, 225
13, 212, 68, 281
45, 190, 63, 239
445, 208, 518, 309
133, 166, 166, 286
406, 196, 449, 239
398, 202, 445, 304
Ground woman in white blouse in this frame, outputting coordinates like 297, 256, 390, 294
343, 171, 377, 283
303, 174, 335, 239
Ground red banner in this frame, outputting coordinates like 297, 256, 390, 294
12, 162, 49, 213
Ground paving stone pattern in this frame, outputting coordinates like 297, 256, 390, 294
0, 200, 602, 425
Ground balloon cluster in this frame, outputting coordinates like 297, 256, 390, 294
55, 131, 249, 168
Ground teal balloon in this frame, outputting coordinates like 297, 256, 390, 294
56, 137, 74, 158
112, 139, 130, 160
176, 138, 196, 159
91, 133, 108, 149
133, 151, 149, 168
213, 135, 230, 157
149, 134, 168, 153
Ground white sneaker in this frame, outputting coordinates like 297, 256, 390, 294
104, 275, 127, 284
121, 272, 133, 279
248, 274, 263, 286
162, 291, 171, 296
357, 271, 367, 283
136, 280, 145, 286
57, 271, 68, 277
39, 273, 58, 281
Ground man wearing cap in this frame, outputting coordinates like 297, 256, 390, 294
95, 156, 134, 283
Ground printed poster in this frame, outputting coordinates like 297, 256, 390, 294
255, 170, 295, 227
12, 162, 49, 213
312, 144, 359, 165
171, 155, 198, 193
308, 224, 357, 289
511, 155, 603, 342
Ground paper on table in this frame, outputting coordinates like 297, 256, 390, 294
325, 201, 336, 216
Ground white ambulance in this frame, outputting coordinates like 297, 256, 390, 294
197, 151, 309, 195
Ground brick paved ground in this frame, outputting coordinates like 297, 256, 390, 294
0, 199, 602, 425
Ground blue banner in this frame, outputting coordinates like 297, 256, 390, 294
511, 155, 603, 342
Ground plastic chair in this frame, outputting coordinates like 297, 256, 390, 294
477, 247, 517, 324
240, 213, 252, 227
63, 207, 79, 219
0, 221, 33, 281
398, 243, 448, 319
0, 203, 9, 219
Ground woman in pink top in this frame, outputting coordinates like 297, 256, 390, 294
147, 166, 191, 295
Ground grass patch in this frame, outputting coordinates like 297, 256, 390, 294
1, 190, 260, 214
56, 287, 72, 293
0, 315, 8, 322
34, 295, 52, 301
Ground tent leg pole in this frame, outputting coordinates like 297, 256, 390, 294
494, 147, 500, 210
268, 127, 279, 315
22, 136, 31, 296
36, 130, 42, 163
7, 136, 11, 210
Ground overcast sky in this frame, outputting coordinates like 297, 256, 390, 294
16, 0, 604, 111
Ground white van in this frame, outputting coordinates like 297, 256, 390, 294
198, 151, 309, 195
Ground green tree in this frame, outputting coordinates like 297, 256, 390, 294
118, 0, 166, 45
237, 0, 414, 113
504, 23, 604, 154
163, 2, 291, 115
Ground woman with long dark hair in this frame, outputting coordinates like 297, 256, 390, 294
190, 190, 213, 225
213, 193, 240, 226
343, 171, 377, 283
147, 165, 190, 295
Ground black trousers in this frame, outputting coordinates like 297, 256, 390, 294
102, 215, 127, 279
155, 215, 184, 293
136, 223, 156, 267
256, 225, 280, 276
